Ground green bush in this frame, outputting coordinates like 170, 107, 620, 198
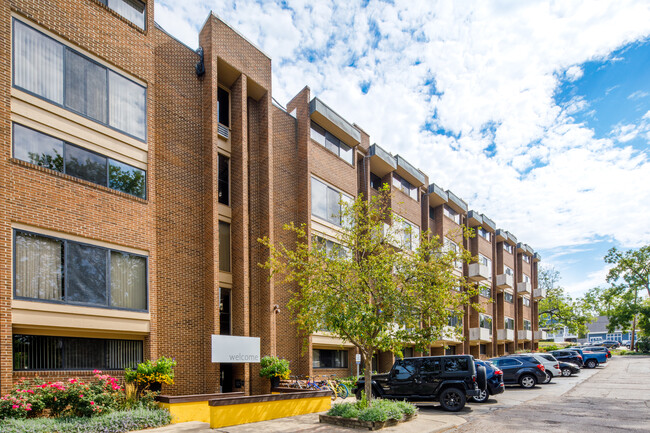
124, 356, 177, 391
259, 356, 291, 380
637, 336, 650, 352
0, 407, 171, 433
328, 403, 360, 419
538, 344, 560, 352
328, 399, 417, 422
358, 406, 389, 422
395, 400, 418, 416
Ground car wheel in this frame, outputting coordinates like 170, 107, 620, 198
586, 360, 597, 369
561, 368, 572, 377
470, 388, 489, 403
543, 372, 552, 384
519, 374, 537, 389
439, 387, 466, 412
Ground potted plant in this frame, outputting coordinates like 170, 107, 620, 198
125, 356, 177, 394
259, 356, 291, 390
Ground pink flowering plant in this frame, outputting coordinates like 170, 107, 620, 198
0, 371, 125, 419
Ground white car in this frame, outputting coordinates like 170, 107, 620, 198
531, 353, 562, 382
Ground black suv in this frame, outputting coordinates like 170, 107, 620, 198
550, 350, 584, 368
354, 355, 482, 411
489, 355, 547, 388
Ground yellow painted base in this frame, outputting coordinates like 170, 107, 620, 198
159, 401, 210, 424
209, 396, 331, 429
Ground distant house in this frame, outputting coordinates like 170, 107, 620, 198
545, 326, 579, 343
587, 316, 631, 343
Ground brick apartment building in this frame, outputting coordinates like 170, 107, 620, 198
0, 0, 544, 396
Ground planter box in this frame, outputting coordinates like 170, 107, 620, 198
320, 413, 417, 431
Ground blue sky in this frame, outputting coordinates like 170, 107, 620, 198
155, 1, 650, 297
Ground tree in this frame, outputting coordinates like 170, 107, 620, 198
537, 267, 594, 337
259, 186, 478, 400
601, 246, 650, 350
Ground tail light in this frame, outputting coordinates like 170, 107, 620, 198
494, 370, 503, 375
577, 355, 583, 360
537, 364, 545, 372
554, 364, 559, 369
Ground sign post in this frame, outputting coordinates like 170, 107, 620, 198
355, 353, 361, 377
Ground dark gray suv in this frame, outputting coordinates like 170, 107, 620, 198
489, 355, 548, 388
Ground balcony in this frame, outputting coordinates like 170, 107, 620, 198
469, 327, 492, 342
441, 326, 462, 343
497, 329, 515, 342
517, 281, 531, 296
469, 263, 491, 282
518, 330, 532, 341
496, 273, 514, 290
534, 330, 547, 340
533, 288, 546, 300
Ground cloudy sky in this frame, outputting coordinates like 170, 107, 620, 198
155, 0, 650, 297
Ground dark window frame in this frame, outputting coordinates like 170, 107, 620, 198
12, 123, 146, 198
312, 349, 349, 369
217, 86, 230, 128
13, 229, 149, 312
370, 172, 383, 190
12, 18, 148, 142
310, 121, 354, 165
218, 153, 230, 206
13, 334, 143, 371
219, 287, 231, 336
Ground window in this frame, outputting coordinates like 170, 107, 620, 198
503, 243, 513, 254
393, 215, 420, 251
13, 334, 142, 371
398, 347, 415, 359
98, 0, 146, 29
445, 346, 456, 355
13, 20, 147, 140
505, 317, 515, 330
479, 314, 492, 334
523, 254, 531, 263
14, 230, 147, 310
218, 87, 230, 127
313, 349, 348, 368
443, 238, 461, 268
504, 292, 514, 303
478, 254, 492, 275
504, 265, 514, 276
523, 296, 530, 307
420, 358, 441, 375
429, 207, 435, 220
13, 124, 146, 198
479, 344, 487, 355
311, 177, 353, 226
310, 122, 353, 164
523, 274, 530, 283
392, 173, 419, 201
392, 359, 416, 379
443, 205, 460, 224
496, 358, 521, 367
478, 227, 490, 242
370, 172, 383, 190
313, 236, 349, 258
448, 313, 462, 328
479, 284, 491, 298
219, 221, 231, 272
220, 288, 231, 335
218, 154, 229, 205
523, 319, 531, 330
444, 357, 468, 372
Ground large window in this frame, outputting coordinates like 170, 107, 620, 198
523, 274, 530, 283
311, 177, 353, 226
13, 20, 146, 140
478, 227, 491, 242
505, 317, 515, 330
444, 238, 462, 269
98, 0, 146, 29
218, 87, 230, 127
12, 124, 146, 198
313, 349, 348, 368
219, 221, 231, 272
219, 288, 231, 335
479, 314, 492, 335
478, 254, 492, 276
443, 205, 460, 224
523, 254, 531, 263
504, 292, 514, 303
392, 173, 419, 201
523, 296, 531, 307
14, 231, 147, 310
523, 319, 531, 331
447, 313, 462, 327
218, 154, 230, 206
13, 334, 142, 371
310, 122, 353, 164
393, 215, 420, 251
313, 236, 348, 258
503, 243, 513, 254
370, 172, 383, 190
479, 284, 491, 298
504, 265, 514, 276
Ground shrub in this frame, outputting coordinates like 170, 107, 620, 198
637, 336, 650, 352
327, 402, 359, 419
395, 400, 418, 416
358, 406, 389, 422
538, 344, 560, 352
329, 398, 417, 423
258, 356, 291, 380
355, 390, 369, 410
369, 399, 403, 420
124, 356, 176, 392
0, 407, 171, 433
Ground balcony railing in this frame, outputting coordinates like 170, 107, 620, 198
517, 281, 531, 296
469, 263, 491, 282
518, 330, 533, 341
534, 330, 547, 340
469, 327, 492, 342
441, 326, 462, 343
497, 328, 515, 342
496, 273, 514, 290
533, 288, 546, 300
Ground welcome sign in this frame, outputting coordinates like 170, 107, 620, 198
211, 335, 261, 363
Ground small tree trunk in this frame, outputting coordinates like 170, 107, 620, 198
364, 355, 373, 402
631, 315, 637, 352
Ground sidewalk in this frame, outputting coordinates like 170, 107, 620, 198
132, 410, 465, 433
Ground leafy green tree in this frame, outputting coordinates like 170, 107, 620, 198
538, 267, 594, 337
260, 186, 478, 400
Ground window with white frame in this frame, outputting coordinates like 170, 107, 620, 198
478, 254, 492, 276
311, 177, 353, 226
478, 227, 491, 242
393, 215, 420, 251
523, 319, 531, 331
310, 122, 353, 164
479, 314, 493, 335
392, 173, 419, 201
443, 205, 460, 224
505, 317, 515, 330
98, 0, 146, 29
444, 238, 462, 268
504, 292, 514, 303
479, 284, 491, 298
523, 274, 530, 283
523, 296, 530, 307
504, 265, 514, 276
523, 254, 531, 263
503, 243, 513, 254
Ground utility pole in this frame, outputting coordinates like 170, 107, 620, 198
631, 286, 638, 352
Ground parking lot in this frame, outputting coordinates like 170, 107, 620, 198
450, 356, 650, 432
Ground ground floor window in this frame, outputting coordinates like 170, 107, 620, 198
313, 349, 348, 368
13, 334, 143, 371
445, 345, 456, 355
480, 344, 487, 355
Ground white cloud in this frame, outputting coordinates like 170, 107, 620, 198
563, 265, 613, 296
154, 0, 650, 256
628, 90, 650, 100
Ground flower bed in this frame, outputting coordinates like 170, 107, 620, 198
320, 398, 418, 431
